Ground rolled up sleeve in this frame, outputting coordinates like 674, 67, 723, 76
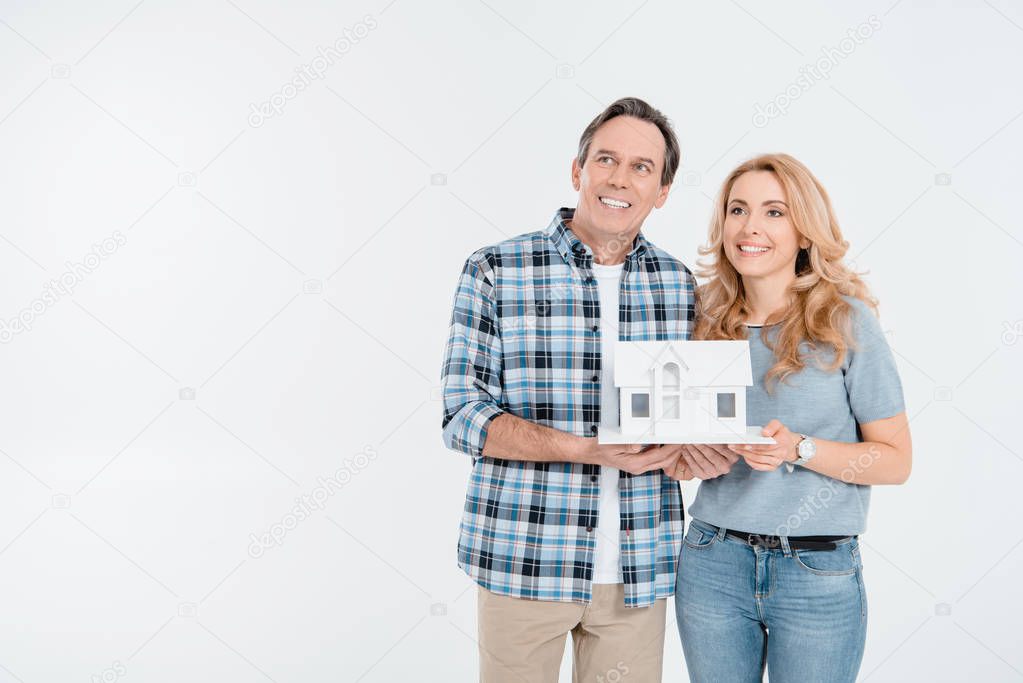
440, 254, 505, 458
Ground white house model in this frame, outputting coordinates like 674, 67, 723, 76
598, 340, 774, 445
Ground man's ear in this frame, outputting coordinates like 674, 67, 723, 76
571, 157, 581, 192
653, 183, 672, 209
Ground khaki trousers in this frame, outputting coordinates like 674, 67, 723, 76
477, 584, 666, 683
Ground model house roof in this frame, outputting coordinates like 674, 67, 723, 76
613, 340, 753, 388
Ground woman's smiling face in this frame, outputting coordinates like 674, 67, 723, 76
723, 170, 809, 281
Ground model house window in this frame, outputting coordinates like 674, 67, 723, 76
662, 362, 682, 419
717, 392, 736, 418
632, 393, 650, 418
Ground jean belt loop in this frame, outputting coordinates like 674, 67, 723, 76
715, 524, 727, 542
780, 534, 793, 557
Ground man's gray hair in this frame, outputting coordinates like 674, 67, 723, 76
576, 97, 681, 187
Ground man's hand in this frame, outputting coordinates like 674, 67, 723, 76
663, 456, 694, 481
580, 441, 685, 475
681, 444, 739, 480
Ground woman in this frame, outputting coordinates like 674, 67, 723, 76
669, 153, 912, 682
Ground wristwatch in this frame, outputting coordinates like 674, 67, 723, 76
785, 434, 817, 473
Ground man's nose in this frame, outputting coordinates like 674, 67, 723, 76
608, 163, 629, 188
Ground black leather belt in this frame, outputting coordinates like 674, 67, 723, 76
725, 529, 850, 551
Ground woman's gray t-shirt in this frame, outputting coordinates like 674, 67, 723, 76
688, 296, 905, 536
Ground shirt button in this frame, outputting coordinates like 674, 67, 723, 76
590, 425, 598, 434
591, 375, 599, 382
586, 526, 593, 532
590, 475, 598, 482
585, 277, 595, 285
591, 324, 599, 332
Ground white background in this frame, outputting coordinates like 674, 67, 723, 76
1, 1, 1021, 681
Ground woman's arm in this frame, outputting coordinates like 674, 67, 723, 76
729, 414, 913, 485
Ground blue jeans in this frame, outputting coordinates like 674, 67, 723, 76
674, 519, 867, 683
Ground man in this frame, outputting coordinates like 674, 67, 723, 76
441, 98, 700, 682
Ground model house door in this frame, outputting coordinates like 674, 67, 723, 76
683, 386, 709, 434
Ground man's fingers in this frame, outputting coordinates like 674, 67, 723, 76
599, 444, 645, 460
687, 445, 715, 470
681, 452, 713, 479
645, 445, 684, 464
695, 443, 732, 464
638, 449, 683, 474
707, 443, 740, 462
691, 444, 732, 475
615, 445, 671, 474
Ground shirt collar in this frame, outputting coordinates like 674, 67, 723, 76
545, 207, 650, 265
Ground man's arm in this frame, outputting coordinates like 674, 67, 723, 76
483, 413, 685, 475
440, 254, 681, 475
440, 255, 507, 458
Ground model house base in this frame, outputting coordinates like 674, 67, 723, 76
597, 424, 775, 445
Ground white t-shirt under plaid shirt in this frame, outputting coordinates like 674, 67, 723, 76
441, 208, 696, 608
592, 261, 624, 584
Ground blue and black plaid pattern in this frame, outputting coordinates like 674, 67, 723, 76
441, 208, 696, 607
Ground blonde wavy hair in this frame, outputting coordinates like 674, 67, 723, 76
694, 153, 876, 389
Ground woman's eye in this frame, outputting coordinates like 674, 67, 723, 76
729, 206, 745, 215
767, 209, 784, 217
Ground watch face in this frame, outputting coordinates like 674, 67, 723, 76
799, 437, 816, 459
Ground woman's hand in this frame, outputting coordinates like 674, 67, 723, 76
729, 419, 800, 472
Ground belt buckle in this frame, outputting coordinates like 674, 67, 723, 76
748, 534, 777, 549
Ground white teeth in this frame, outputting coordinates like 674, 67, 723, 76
600, 197, 630, 208
739, 245, 769, 253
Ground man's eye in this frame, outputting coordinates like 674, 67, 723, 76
598, 156, 614, 164
635, 163, 650, 173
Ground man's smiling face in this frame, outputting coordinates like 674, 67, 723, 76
570, 115, 671, 250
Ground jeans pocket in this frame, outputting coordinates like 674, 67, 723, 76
682, 521, 719, 550
856, 565, 868, 621
791, 543, 860, 576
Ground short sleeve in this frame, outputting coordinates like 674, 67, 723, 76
844, 298, 906, 424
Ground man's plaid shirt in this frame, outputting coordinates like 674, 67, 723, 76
441, 208, 696, 608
